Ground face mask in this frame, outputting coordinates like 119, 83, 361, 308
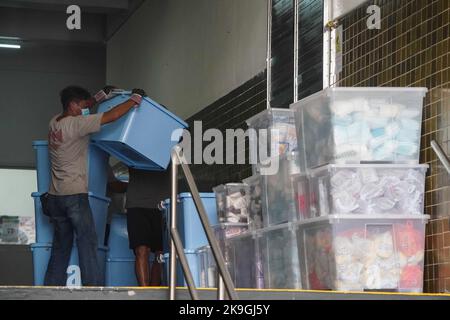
81, 108, 90, 116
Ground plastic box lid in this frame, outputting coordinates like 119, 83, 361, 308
32, 140, 48, 147
290, 87, 428, 110
308, 163, 429, 177
294, 214, 431, 226
246, 108, 295, 126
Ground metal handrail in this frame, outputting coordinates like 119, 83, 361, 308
168, 145, 239, 300
431, 140, 450, 175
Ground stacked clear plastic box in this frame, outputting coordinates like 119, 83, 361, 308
196, 246, 217, 288
242, 175, 264, 230
246, 108, 299, 172
295, 215, 429, 292
291, 87, 428, 169
258, 223, 302, 289
261, 152, 304, 227
213, 184, 250, 224
228, 231, 264, 289
308, 164, 428, 217
212, 222, 248, 262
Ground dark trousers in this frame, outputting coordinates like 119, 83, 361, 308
44, 194, 100, 286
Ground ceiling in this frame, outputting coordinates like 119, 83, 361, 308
0, 0, 131, 14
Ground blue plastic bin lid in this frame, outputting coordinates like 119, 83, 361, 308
32, 243, 108, 252
163, 249, 197, 259
161, 193, 216, 205
88, 192, 111, 203
32, 140, 48, 147
178, 192, 216, 199
106, 257, 136, 263
112, 91, 188, 128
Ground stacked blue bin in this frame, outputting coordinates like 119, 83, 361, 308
31, 140, 110, 286
105, 214, 157, 287
31, 243, 108, 286
160, 193, 218, 287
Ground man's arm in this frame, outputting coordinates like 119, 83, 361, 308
100, 89, 146, 125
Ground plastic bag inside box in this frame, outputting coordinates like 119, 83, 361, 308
213, 184, 250, 224
308, 164, 428, 216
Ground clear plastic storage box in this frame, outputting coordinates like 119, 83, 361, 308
213, 184, 250, 224
258, 223, 302, 289
308, 164, 428, 216
212, 222, 248, 262
243, 175, 265, 230
246, 108, 299, 170
261, 152, 303, 226
291, 87, 428, 169
295, 215, 429, 292
228, 232, 264, 289
196, 246, 218, 288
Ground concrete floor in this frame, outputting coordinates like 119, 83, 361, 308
1, 286, 450, 300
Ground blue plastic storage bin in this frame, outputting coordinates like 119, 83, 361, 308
91, 93, 188, 171
32, 192, 110, 245
107, 214, 134, 259
33, 141, 50, 193
31, 243, 107, 286
163, 251, 199, 287
32, 141, 110, 195
160, 193, 218, 253
105, 254, 160, 287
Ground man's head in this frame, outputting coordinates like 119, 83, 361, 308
60, 86, 92, 115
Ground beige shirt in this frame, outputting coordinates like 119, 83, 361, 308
48, 113, 103, 196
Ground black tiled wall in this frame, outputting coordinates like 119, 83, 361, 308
298, 0, 323, 100
183, 71, 267, 192
271, 0, 294, 108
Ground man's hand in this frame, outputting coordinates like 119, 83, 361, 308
93, 85, 119, 104
129, 88, 147, 106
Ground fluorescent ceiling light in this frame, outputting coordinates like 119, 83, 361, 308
0, 43, 21, 49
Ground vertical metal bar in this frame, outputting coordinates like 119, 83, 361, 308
266, 0, 273, 109
323, 0, 332, 89
218, 275, 225, 300
293, 0, 299, 103
174, 146, 239, 300
169, 153, 178, 300
171, 228, 199, 300
431, 140, 450, 175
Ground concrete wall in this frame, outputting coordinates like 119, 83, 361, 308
0, 42, 106, 168
106, 0, 268, 119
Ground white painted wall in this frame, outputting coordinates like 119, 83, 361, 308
106, 0, 268, 119
0, 169, 36, 217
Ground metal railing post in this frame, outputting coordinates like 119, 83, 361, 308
168, 145, 238, 300
169, 152, 178, 300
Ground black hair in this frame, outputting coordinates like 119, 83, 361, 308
60, 86, 91, 111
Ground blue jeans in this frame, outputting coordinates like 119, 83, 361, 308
44, 194, 101, 286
